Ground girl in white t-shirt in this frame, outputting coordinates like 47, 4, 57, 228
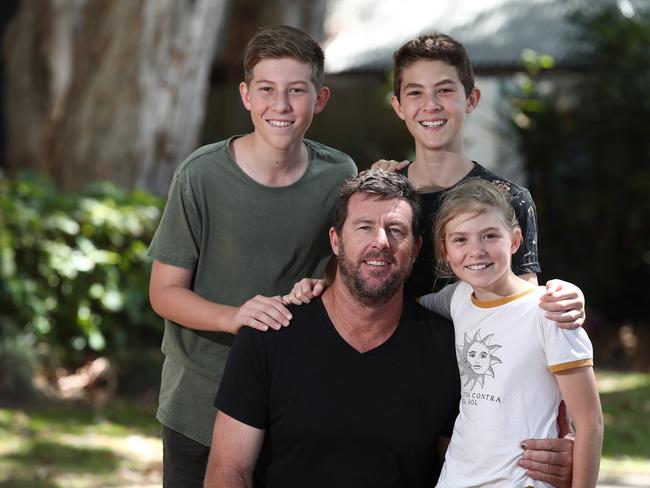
420, 178, 603, 488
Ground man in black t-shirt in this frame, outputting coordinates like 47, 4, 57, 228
204, 170, 460, 488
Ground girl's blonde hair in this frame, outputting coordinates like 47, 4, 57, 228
434, 178, 519, 277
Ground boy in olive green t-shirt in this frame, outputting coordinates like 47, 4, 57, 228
147, 25, 356, 488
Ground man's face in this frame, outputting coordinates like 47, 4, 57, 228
239, 57, 330, 152
330, 193, 421, 302
390, 59, 479, 155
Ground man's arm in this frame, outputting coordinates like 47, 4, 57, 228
149, 260, 292, 334
204, 411, 265, 488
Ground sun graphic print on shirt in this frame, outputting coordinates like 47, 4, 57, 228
457, 330, 502, 391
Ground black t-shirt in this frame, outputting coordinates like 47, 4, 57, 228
215, 298, 460, 488
401, 161, 541, 298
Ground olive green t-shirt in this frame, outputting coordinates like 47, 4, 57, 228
147, 136, 356, 445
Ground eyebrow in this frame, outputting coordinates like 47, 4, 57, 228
447, 226, 502, 236
350, 218, 375, 226
403, 78, 457, 90
253, 79, 310, 86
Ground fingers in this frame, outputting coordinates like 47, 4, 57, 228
370, 159, 409, 172
312, 280, 326, 297
543, 280, 581, 301
545, 279, 562, 294
545, 308, 585, 329
541, 297, 582, 311
521, 437, 573, 454
235, 295, 292, 332
517, 458, 571, 488
541, 279, 586, 329
282, 279, 325, 305
518, 437, 573, 488
396, 159, 409, 170
371, 159, 392, 170
543, 281, 584, 307
539, 298, 584, 327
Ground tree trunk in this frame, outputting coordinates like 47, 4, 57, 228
4, 0, 230, 195
218, 0, 330, 81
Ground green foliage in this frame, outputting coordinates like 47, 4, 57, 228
0, 173, 164, 364
505, 5, 650, 322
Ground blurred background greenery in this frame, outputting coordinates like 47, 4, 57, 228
1, 0, 649, 486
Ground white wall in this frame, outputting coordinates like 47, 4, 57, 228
464, 75, 526, 185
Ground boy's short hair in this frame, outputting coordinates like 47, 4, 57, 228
243, 25, 325, 88
393, 33, 475, 100
333, 169, 422, 238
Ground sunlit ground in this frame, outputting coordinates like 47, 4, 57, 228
596, 370, 650, 482
0, 369, 648, 487
0, 403, 162, 487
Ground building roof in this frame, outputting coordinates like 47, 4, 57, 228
324, 0, 644, 73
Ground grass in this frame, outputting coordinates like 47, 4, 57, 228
0, 402, 162, 487
0, 369, 648, 487
597, 370, 650, 478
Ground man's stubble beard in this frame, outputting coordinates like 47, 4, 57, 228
337, 238, 416, 304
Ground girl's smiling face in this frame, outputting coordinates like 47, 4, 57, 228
443, 208, 521, 299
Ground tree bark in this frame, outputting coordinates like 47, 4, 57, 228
218, 0, 330, 81
4, 0, 230, 195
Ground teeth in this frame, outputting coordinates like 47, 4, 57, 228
268, 120, 292, 127
420, 120, 446, 127
366, 260, 387, 266
466, 263, 491, 270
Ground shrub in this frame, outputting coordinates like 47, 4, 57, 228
504, 5, 650, 325
0, 172, 164, 365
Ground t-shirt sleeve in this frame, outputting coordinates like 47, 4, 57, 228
147, 169, 202, 269
418, 282, 459, 319
510, 187, 541, 276
539, 313, 594, 373
215, 327, 269, 430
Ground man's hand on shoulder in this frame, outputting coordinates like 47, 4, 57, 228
518, 436, 574, 488
228, 295, 292, 333
539, 279, 586, 329
282, 278, 327, 305
370, 159, 409, 172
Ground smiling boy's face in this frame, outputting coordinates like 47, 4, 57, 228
239, 57, 330, 153
390, 59, 480, 155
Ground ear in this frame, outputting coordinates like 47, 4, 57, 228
465, 86, 481, 114
329, 227, 341, 256
314, 86, 331, 114
390, 95, 406, 120
511, 227, 523, 254
239, 81, 252, 111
